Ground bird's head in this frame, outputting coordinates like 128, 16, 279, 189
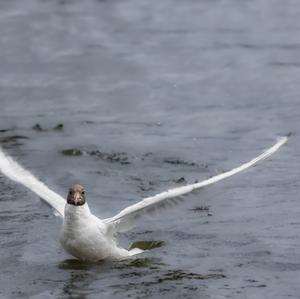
67, 184, 86, 206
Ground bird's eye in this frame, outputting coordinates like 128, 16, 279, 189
69, 190, 73, 195
81, 191, 85, 195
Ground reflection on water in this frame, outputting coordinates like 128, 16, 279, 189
59, 256, 225, 298
58, 259, 105, 271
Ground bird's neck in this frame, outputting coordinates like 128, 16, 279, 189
63, 203, 92, 226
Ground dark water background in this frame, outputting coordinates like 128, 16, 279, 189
0, 0, 300, 298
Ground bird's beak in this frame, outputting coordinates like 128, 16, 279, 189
73, 192, 82, 205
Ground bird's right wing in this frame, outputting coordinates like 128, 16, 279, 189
0, 148, 65, 217
103, 137, 288, 233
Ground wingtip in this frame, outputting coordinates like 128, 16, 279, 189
278, 135, 289, 145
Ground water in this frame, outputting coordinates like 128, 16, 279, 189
0, 0, 300, 298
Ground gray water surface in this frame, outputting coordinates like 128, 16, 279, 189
0, 0, 300, 298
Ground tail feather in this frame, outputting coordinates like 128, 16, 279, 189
128, 248, 144, 256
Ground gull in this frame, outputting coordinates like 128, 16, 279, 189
0, 137, 287, 261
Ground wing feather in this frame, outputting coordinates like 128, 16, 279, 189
104, 137, 288, 232
0, 148, 65, 217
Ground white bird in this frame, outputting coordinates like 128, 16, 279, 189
0, 137, 288, 262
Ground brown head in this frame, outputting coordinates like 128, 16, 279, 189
67, 184, 86, 206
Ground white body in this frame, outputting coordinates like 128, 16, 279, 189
60, 203, 134, 261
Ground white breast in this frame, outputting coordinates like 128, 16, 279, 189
60, 203, 129, 261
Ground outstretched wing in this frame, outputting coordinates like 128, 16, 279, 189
0, 148, 65, 217
104, 137, 288, 233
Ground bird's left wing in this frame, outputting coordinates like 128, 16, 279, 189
0, 148, 65, 217
103, 137, 288, 233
